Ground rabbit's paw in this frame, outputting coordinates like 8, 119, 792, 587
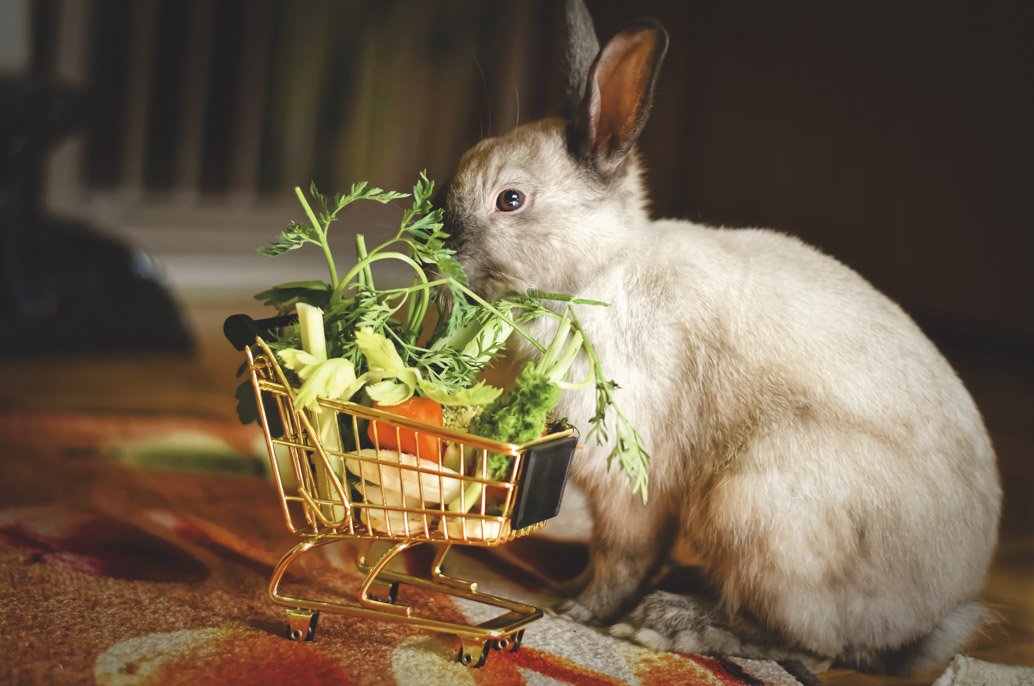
610, 591, 833, 668
609, 590, 720, 653
554, 597, 598, 624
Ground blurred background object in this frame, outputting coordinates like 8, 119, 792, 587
8, 0, 1031, 348
0, 0, 193, 353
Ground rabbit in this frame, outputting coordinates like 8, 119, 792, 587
440, 0, 1001, 675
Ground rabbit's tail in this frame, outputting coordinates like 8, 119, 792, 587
838, 600, 991, 676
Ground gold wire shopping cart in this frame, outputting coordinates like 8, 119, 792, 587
225, 314, 578, 668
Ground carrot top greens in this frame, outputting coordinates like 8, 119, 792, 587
249, 173, 652, 501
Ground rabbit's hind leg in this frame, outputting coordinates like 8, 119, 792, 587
556, 483, 678, 623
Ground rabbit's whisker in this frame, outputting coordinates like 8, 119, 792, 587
513, 78, 521, 131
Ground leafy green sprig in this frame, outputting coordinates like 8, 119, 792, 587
500, 294, 652, 500
254, 173, 652, 501
568, 307, 651, 499
258, 181, 408, 286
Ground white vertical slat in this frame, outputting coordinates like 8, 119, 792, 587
43, 0, 92, 216
119, 0, 158, 201
277, 0, 332, 197
51, 0, 91, 90
229, 0, 274, 203
0, 0, 31, 72
172, 0, 215, 204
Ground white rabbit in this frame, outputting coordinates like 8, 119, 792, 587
441, 0, 1001, 674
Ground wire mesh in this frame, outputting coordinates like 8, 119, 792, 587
247, 339, 571, 547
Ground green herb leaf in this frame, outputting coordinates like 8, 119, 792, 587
365, 379, 415, 405
419, 379, 503, 406
354, 327, 406, 373
277, 348, 325, 378
292, 357, 360, 410
527, 290, 610, 308
258, 220, 318, 256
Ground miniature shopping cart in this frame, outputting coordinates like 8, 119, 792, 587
225, 314, 578, 668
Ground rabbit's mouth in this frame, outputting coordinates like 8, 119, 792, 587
456, 258, 500, 300
441, 213, 513, 299
449, 246, 527, 302
475, 261, 534, 301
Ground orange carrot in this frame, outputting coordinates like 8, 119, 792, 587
367, 396, 443, 460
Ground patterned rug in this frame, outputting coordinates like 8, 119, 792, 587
0, 410, 820, 685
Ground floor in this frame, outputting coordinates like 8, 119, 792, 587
1, 300, 1031, 685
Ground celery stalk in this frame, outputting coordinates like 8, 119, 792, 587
296, 302, 346, 523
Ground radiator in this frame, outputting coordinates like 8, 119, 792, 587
35, 0, 558, 298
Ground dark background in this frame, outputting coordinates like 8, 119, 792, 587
24, 0, 1034, 350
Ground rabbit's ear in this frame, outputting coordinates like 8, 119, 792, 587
563, 0, 601, 113
569, 19, 668, 174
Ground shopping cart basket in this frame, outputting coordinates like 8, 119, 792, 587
225, 314, 578, 667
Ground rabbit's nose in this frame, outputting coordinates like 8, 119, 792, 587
441, 205, 467, 253
430, 187, 457, 236
430, 182, 470, 254
430, 184, 448, 209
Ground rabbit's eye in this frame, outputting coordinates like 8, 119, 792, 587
495, 189, 526, 212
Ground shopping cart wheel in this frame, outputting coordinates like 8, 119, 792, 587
509, 629, 525, 652
457, 641, 491, 668
286, 609, 319, 641
493, 629, 524, 652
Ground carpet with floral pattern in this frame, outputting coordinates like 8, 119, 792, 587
0, 410, 821, 686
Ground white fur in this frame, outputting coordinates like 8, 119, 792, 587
443, 14, 1001, 672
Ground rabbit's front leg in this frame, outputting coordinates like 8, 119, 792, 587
558, 483, 675, 623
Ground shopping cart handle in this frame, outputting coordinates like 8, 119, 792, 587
223, 313, 297, 350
